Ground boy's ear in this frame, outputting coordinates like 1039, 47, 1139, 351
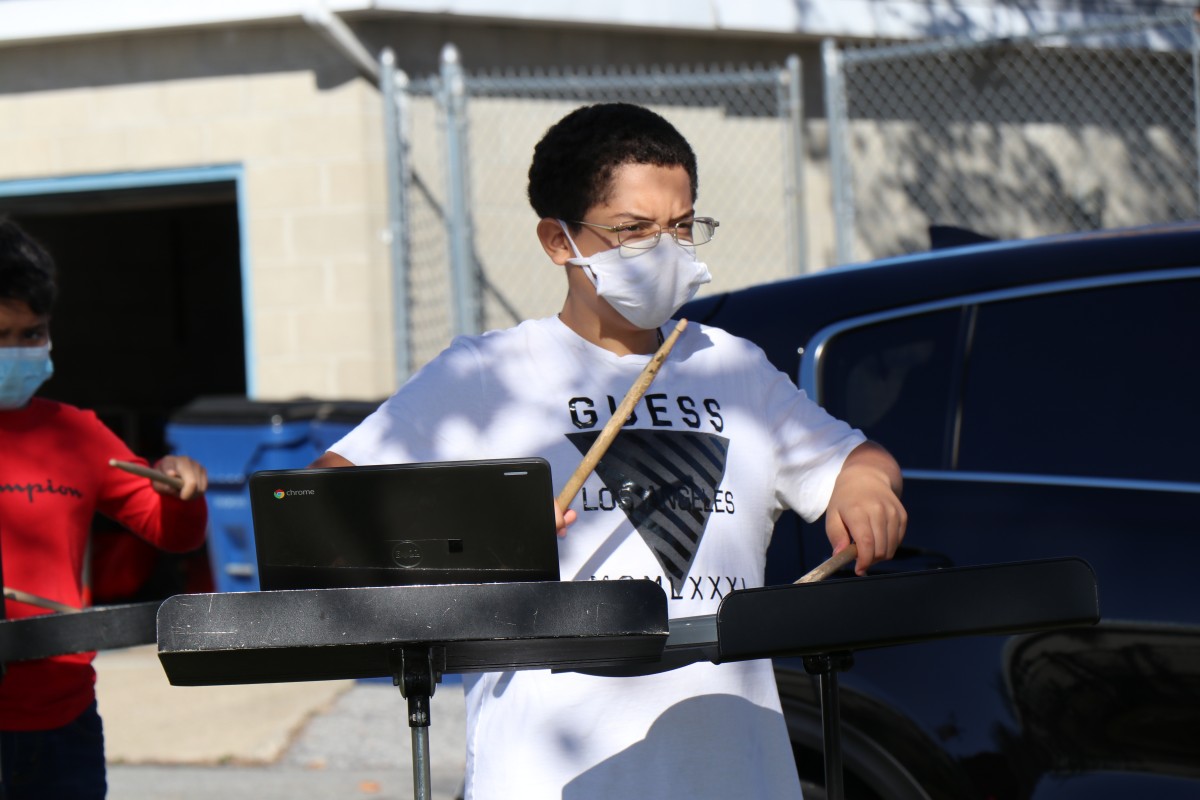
536, 218, 574, 266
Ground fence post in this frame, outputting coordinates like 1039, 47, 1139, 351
781, 54, 809, 274
822, 39, 854, 266
440, 42, 482, 338
381, 48, 412, 385
1191, 12, 1200, 216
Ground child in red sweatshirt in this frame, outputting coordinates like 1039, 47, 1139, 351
0, 216, 209, 799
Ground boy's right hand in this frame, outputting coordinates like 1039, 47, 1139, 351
555, 502, 577, 538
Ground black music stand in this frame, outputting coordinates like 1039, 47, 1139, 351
0, 601, 160, 667
0, 549, 161, 800
157, 579, 669, 800
0, 523, 161, 673
157, 559, 1098, 800
576, 557, 1101, 800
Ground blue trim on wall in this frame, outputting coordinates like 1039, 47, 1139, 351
0, 165, 256, 396
233, 174, 256, 398
0, 165, 242, 196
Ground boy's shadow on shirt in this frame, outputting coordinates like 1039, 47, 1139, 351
562, 693, 799, 798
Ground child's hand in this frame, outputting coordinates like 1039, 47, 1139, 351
153, 455, 208, 501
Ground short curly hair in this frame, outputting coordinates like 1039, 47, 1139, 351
0, 216, 57, 316
527, 103, 698, 226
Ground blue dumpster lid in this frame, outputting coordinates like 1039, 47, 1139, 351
168, 396, 380, 425
311, 400, 383, 423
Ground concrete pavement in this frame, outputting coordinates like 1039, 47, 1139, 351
95, 645, 467, 800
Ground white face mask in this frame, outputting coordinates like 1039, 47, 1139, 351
558, 221, 712, 330
0, 342, 54, 410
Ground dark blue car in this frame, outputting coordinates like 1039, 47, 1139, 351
680, 221, 1200, 799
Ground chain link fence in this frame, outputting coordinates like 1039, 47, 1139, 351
385, 52, 806, 377
825, 10, 1200, 263
379, 13, 1200, 380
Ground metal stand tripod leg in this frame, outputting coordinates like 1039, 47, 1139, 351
802, 651, 854, 800
392, 645, 445, 800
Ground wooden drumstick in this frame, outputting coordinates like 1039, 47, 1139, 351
3, 586, 80, 614
108, 458, 185, 491
794, 543, 858, 584
556, 319, 688, 512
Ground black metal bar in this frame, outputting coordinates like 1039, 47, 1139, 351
0, 601, 160, 664
804, 652, 853, 800
576, 557, 1101, 679
716, 557, 1099, 663
157, 580, 670, 686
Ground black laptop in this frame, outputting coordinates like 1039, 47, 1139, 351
248, 458, 560, 590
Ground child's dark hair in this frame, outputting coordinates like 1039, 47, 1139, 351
0, 216, 56, 315
527, 103, 698, 226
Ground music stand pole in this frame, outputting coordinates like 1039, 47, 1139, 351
803, 651, 853, 800
391, 645, 446, 800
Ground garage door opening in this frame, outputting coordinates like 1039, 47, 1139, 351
1, 179, 246, 458
1, 175, 247, 601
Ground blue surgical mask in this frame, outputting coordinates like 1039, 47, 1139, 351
0, 343, 54, 409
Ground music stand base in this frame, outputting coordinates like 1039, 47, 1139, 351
803, 651, 853, 800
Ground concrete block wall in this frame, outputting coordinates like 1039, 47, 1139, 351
0, 18, 835, 401
0, 24, 395, 402
845, 118, 1195, 261
242, 70, 392, 401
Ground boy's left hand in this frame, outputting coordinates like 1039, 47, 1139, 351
825, 442, 907, 576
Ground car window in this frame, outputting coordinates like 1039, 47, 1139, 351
818, 308, 963, 469
957, 277, 1200, 483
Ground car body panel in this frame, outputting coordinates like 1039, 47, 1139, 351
679, 221, 1200, 799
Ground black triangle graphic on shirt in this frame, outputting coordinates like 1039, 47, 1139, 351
566, 429, 730, 593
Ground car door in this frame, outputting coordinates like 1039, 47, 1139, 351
790, 270, 1200, 797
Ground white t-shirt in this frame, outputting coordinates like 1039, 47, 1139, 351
332, 316, 865, 799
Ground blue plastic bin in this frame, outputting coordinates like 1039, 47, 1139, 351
309, 400, 382, 454
166, 396, 379, 592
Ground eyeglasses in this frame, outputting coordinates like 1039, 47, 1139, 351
572, 217, 719, 250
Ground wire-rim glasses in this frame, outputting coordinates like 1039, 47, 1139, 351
572, 217, 719, 250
